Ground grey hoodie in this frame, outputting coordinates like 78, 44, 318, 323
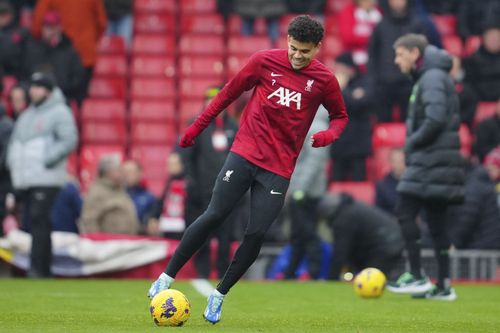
7, 88, 78, 189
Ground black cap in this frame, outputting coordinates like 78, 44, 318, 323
30, 72, 56, 91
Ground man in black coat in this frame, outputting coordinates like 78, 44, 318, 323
0, 102, 13, 236
387, 34, 464, 301
319, 193, 404, 281
474, 99, 500, 162
21, 10, 84, 102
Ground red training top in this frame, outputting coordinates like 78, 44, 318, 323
192, 49, 348, 179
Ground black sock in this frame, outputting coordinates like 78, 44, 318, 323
435, 247, 450, 289
406, 240, 422, 279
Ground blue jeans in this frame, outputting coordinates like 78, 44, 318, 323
106, 15, 133, 47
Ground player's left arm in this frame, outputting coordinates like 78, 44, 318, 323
311, 77, 348, 148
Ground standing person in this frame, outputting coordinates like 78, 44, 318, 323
283, 109, 329, 280
0, 101, 13, 236
7, 72, 78, 277
386, 34, 464, 300
147, 15, 348, 324
181, 86, 239, 279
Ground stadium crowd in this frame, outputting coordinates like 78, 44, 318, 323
0, 0, 500, 279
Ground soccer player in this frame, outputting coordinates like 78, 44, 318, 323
386, 34, 464, 300
147, 15, 348, 323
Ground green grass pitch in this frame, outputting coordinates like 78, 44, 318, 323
0, 279, 499, 332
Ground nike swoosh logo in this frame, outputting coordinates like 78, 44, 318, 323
270, 190, 282, 195
271, 72, 283, 77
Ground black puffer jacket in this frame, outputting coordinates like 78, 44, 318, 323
448, 166, 500, 249
464, 45, 500, 102
397, 46, 465, 203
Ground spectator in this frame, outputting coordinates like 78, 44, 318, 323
284, 109, 329, 280
375, 147, 405, 215
286, 0, 326, 15
367, 0, 430, 122
484, 147, 500, 209
457, 0, 500, 41
330, 52, 373, 181
474, 99, 500, 162
181, 86, 239, 279
448, 163, 500, 250
22, 10, 85, 102
32, 0, 107, 102
50, 177, 81, 234
7, 83, 30, 121
104, 0, 133, 47
338, 0, 382, 69
122, 160, 156, 226
7, 72, 78, 277
463, 23, 500, 103
319, 193, 404, 281
79, 154, 138, 235
0, 0, 30, 78
450, 56, 478, 129
145, 152, 186, 238
421, 0, 458, 15
412, 0, 442, 48
0, 101, 13, 236
234, 0, 287, 44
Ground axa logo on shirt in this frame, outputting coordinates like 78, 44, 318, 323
267, 87, 302, 110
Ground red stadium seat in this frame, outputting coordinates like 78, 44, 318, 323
1, 75, 17, 100
134, 0, 176, 13
66, 152, 78, 177
431, 15, 457, 37
129, 145, 172, 184
324, 14, 341, 36
179, 0, 217, 13
279, 15, 296, 37
81, 99, 126, 122
130, 99, 176, 122
88, 78, 127, 99
130, 78, 176, 99
227, 36, 273, 56
180, 14, 225, 35
179, 77, 221, 99
459, 124, 472, 157
227, 15, 267, 36
94, 54, 127, 77
130, 122, 177, 145
131, 56, 176, 78
79, 145, 125, 192
227, 55, 249, 78
20, 8, 32, 29
322, 35, 345, 59
370, 147, 394, 181
179, 35, 224, 56
325, 0, 351, 14
178, 55, 224, 78
372, 123, 406, 148
474, 102, 498, 127
179, 99, 205, 129
328, 181, 375, 205
442, 35, 463, 57
97, 36, 126, 55
132, 35, 175, 55
81, 121, 127, 145
134, 13, 175, 34
464, 36, 481, 57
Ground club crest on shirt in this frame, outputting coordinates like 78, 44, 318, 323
305, 79, 314, 92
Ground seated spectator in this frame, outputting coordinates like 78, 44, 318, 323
448, 162, 500, 250
474, 99, 500, 162
7, 83, 30, 121
375, 148, 405, 215
457, 0, 500, 41
484, 147, 500, 208
338, 0, 382, 69
145, 152, 186, 239
0, 0, 30, 79
319, 193, 404, 281
122, 160, 157, 226
463, 22, 500, 102
22, 10, 84, 102
104, 0, 133, 47
50, 177, 81, 233
330, 52, 373, 181
79, 154, 138, 235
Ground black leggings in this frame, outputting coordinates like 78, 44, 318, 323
165, 153, 289, 294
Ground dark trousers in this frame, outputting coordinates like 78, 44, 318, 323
396, 193, 450, 287
284, 196, 322, 279
332, 157, 367, 181
23, 187, 60, 277
374, 81, 412, 122
166, 153, 289, 294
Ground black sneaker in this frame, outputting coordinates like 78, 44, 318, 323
386, 272, 433, 294
412, 285, 457, 301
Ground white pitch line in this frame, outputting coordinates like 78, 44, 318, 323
190, 279, 214, 298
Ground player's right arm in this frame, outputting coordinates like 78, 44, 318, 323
179, 52, 263, 147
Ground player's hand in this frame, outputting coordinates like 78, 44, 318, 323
311, 130, 335, 148
179, 124, 203, 148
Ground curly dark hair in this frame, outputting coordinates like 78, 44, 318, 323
287, 15, 324, 45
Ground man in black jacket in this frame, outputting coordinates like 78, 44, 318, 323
0, 102, 13, 236
474, 99, 500, 162
387, 34, 464, 301
319, 193, 404, 281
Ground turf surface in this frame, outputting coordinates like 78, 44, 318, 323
0, 279, 499, 332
